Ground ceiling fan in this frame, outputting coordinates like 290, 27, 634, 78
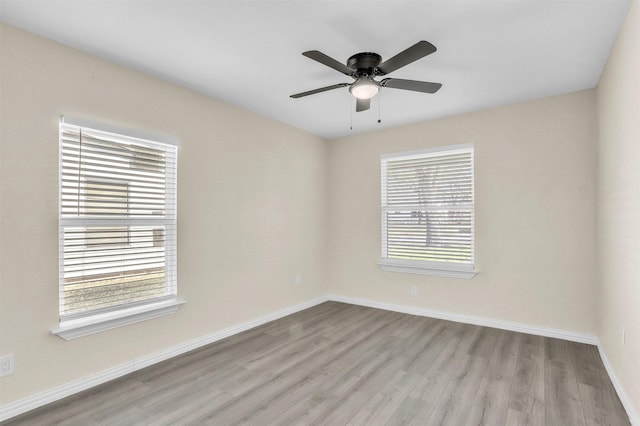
290, 40, 442, 112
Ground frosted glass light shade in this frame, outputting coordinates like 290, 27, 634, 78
349, 79, 380, 99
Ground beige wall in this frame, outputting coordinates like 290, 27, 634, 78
597, 0, 640, 419
327, 90, 599, 334
0, 24, 328, 404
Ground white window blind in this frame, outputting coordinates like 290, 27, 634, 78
380, 145, 475, 277
59, 120, 178, 320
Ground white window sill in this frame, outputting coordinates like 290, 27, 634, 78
51, 299, 186, 340
378, 259, 477, 279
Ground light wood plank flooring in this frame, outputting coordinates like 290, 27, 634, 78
5, 302, 630, 425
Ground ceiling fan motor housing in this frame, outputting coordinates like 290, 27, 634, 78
347, 52, 382, 76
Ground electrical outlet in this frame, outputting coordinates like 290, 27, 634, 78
410, 285, 417, 296
0, 354, 14, 377
295, 275, 302, 286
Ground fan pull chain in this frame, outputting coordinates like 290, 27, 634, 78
378, 91, 382, 124
350, 97, 353, 130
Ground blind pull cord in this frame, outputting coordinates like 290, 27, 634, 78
77, 128, 83, 216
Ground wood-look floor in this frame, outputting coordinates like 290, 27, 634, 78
5, 302, 630, 425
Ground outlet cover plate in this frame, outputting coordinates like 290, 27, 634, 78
0, 354, 15, 377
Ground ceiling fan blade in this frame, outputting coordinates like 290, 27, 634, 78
380, 78, 442, 94
290, 83, 349, 98
356, 98, 370, 112
302, 50, 353, 75
376, 41, 437, 75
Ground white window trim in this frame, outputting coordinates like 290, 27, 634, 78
378, 259, 476, 279
61, 115, 180, 147
51, 298, 185, 340
56, 116, 182, 338
379, 144, 477, 279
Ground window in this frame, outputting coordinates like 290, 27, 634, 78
55, 117, 181, 339
379, 144, 476, 278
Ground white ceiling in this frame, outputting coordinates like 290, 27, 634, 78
0, 0, 631, 139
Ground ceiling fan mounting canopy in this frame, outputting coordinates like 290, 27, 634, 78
290, 40, 443, 112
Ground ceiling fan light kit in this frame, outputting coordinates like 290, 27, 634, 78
349, 78, 380, 100
291, 40, 442, 112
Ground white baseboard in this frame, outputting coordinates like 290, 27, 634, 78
597, 344, 639, 426
0, 295, 329, 422
327, 294, 599, 344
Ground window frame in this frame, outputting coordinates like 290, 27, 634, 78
378, 144, 477, 279
53, 116, 183, 340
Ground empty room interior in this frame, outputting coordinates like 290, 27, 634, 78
0, 0, 638, 424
